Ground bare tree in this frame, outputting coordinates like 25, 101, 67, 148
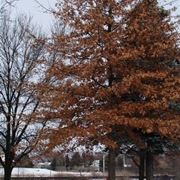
0, 0, 18, 14
0, 14, 46, 180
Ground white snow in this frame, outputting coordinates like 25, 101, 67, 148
0, 168, 58, 177
0, 168, 104, 177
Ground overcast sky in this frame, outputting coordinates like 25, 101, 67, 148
13, 0, 57, 33
12, 0, 180, 34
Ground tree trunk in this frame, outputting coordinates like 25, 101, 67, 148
107, 148, 116, 180
4, 152, 13, 180
146, 149, 153, 180
4, 165, 13, 180
139, 149, 145, 180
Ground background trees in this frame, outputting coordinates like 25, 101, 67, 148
0, 14, 47, 180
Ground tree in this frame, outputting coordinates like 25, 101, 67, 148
70, 152, 82, 168
16, 155, 34, 168
51, 158, 57, 170
123, 1, 179, 179
43, 0, 179, 179
0, 14, 46, 180
65, 154, 70, 170
0, 0, 17, 14
81, 151, 94, 168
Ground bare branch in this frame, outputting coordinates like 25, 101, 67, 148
34, 0, 54, 14
0, 13, 47, 178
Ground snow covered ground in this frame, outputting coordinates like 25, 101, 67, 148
0, 168, 104, 178
0, 168, 140, 179
0, 168, 58, 177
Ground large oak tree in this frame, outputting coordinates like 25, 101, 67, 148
42, 0, 179, 179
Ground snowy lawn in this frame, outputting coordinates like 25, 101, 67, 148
0, 168, 104, 177
0, 168, 58, 177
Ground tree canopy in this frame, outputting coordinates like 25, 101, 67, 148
42, 0, 179, 148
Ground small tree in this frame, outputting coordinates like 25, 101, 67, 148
65, 154, 70, 170
0, 14, 46, 180
16, 155, 34, 168
70, 152, 82, 168
51, 158, 57, 170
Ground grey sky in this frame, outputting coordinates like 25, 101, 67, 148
13, 0, 57, 33
13, 0, 180, 33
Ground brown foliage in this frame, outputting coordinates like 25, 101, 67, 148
41, 0, 180, 149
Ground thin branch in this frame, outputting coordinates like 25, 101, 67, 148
34, 0, 54, 14
4, 0, 18, 7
